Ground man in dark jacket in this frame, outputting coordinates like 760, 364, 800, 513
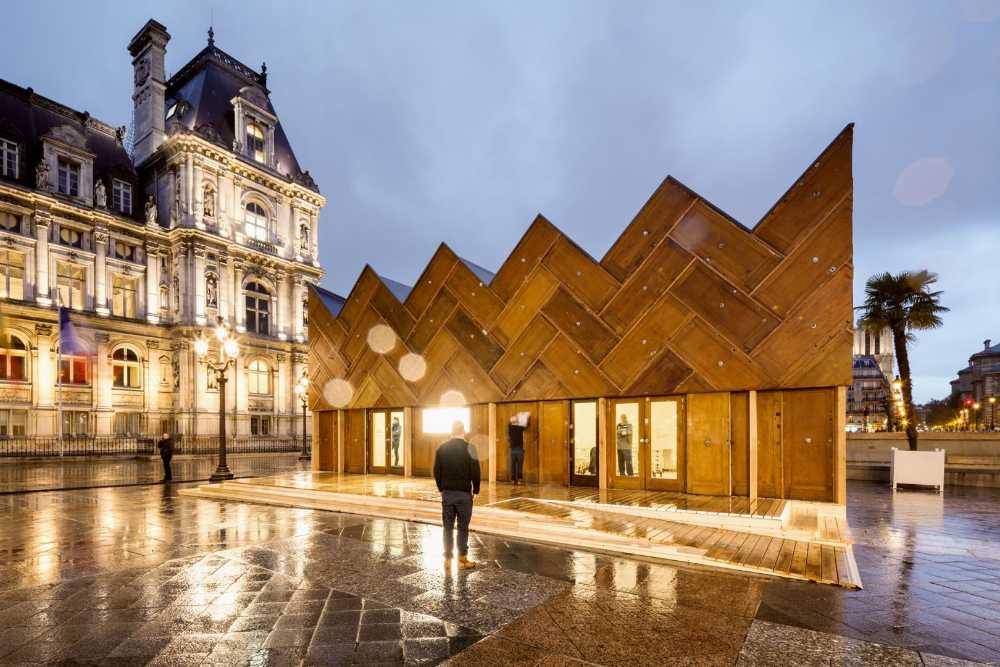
507, 415, 525, 485
157, 432, 174, 481
433, 421, 480, 570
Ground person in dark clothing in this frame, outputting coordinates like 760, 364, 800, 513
391, 417, 401, 467
433, 421, 480, 570
157, 432, 174, 481
507, 415, 525, 485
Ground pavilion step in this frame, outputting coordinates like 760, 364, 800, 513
180, 482, 861, 589
531, 498, 789, 532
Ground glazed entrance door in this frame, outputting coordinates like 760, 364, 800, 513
369, 409, 405, 474
570, 400, 599, 487
644, 397, 684, 491
686, 392, 731, 495
609, 399, 643, 488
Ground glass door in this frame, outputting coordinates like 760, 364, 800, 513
644, 397, 684, 491
369, 409, 405, 475
609, 399, 643, 488
570, 400, 599, 487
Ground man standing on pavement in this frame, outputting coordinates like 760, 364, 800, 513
433, 420, 480, 570
157, 432, 174, 481
507, 415, 525, 485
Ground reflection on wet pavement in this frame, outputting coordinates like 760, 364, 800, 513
0, 454, 305, 494
758, 481, 1000, 663
0, 479, 991, 665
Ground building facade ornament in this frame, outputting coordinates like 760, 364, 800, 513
35, 160, 50, 190
94, 179, 107, 208
145, 195, 157, 225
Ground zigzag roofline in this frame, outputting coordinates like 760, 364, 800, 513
321, 123, 854, 322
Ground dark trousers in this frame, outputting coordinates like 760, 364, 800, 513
509, 449, 524, 482
441, 490, 473, 557
616, 449, 634, 476
161, 456, 172, 481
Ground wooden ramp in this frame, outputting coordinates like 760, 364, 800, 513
180, 473, 861, 589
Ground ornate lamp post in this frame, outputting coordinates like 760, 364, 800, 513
990, 396, 997, 431
294, 372, 310, 462
194, 317, 240, 482
973, 402, 981, 432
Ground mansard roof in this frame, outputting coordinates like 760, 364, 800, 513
0, 79, 138, 212
164, 42, 317, 192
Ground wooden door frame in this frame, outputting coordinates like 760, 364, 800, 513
684, 392, 732, 496
607, 398, 644, 489
569, 399, 599, 487
367, 409, 388, 474
387, 409, 405, 475
643, 396, 685, 492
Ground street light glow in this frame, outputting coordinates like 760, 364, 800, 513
194, 338, 209, 356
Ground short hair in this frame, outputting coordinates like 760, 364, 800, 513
451, 420, 466, 437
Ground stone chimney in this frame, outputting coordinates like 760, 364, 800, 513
986, 339, 993, 351
128, 19, 170, 165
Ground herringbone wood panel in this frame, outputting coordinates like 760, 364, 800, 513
308, 126, 854, 410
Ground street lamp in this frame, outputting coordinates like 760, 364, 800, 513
973, 402, 981, 432
294, 371, 310, 462
990, 396, 997, 431
195, 317, 240, 482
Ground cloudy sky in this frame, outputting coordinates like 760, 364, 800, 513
4, 1, 998, 402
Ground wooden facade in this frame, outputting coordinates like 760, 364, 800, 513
308, 126, 854, 502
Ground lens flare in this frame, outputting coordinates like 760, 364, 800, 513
323, 378, 354, 408
893, 157, 954, 207
366, 324, 396, 354
398, 353, 427, 382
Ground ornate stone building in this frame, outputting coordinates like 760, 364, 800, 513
0, 19, 324, 438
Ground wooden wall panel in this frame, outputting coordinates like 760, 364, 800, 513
670, 202, 781, 291
316, 410, 337, 471
756, 391, 783, 498
309, 125, 854, 413
601, 178, 696, 282
686, 392, 731, 496
782, 388, 835, 502
539, 400, 570, 485
731, 392, 750, 497
344, 409, 366, 474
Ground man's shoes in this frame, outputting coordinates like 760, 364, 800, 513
458, 556, 477, 570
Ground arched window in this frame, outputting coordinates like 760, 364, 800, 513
247, 359, 270, 394
112, 347, 141, 389
246, 123, 265, 163
244, 202, 268, 242
245, 281, 271, 335
0, 334, 28, 381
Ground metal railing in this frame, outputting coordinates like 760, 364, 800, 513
0, 434, 307, 458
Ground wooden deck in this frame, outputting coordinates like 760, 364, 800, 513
183, 472, 860, 588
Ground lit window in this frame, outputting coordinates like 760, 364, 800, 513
58, 226, 83, 248
56, 263, 85, 309
244, 202, 268, 242
248, 359, 270, 394
0, 334, 28, 381
58, 353, 89, 386
421, 407, 470, 435
0, 409, 27, 436
166, 103, 177, 119
113, 412, 143, 436
57, 158, 80, 196
245, 281, 271, 335
0, 139, 17, 179
61, 411, 89, 437
112, 275, 137, 319
112, 180, 132, 214
112, 347, 141, 389
0, 250, 25, 301
246, 123, 265, 163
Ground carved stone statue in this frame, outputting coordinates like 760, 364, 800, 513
172, 276, 180, 314
35, 160, 50, 190
206, 275, 218, 308
299, 224, 310, 254
203, 185, 215, 218
94, 180, 106, 208
171, 174, 181, 223
144, 195, 157, 225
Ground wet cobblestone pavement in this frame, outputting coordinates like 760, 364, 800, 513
0, 455, 305, 494
0, 477, 992, 665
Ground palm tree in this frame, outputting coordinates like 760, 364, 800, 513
857, 270, 948, 450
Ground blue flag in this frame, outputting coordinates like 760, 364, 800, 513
59, 307, 93, 357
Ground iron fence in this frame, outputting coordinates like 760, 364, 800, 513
0, 434, 306, 458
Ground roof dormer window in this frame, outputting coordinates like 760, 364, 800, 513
0, 139, 17, 179
112, 179, 132, 215
57, 158, 80, 197
246, 123, 266, 163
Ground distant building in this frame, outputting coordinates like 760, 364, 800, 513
848, 326, 899, 431
950, 339, 1000, 426
0, 20, 324, 439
